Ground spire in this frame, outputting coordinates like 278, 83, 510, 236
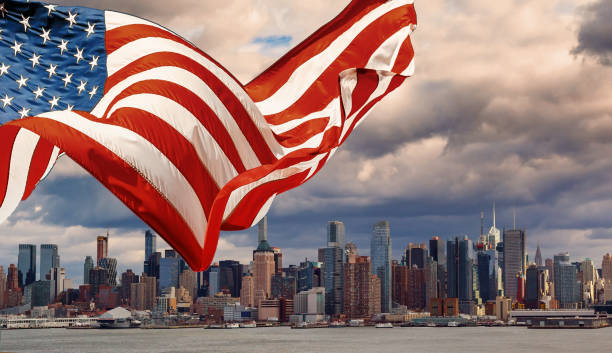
258, 216, 267, 243
480, 211, 484, 235
513, 208, 516, 229
492, 202, 496, 228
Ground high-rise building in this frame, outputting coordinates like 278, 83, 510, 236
141, 274, 157, 310
144, 230, 157, 274
83, 256, 94, 285
271, 274, 296, 299
325, 221, 345, 316
447, 237, 474, 314
535, 244, 543, 267
7, 264, 19, 290
487, 204, 501, 247
97, 233, 109, 266
159, 256, 180, 290
581, 258, 598, 285
344, 255, 380, 318
219, 260, 242, 297
89, 267, 109, 298
49, 267, 66, 300
554, 253, 580, 308
240, 275, 254, 307
253, 244, 275, 304
147, 252, 162, 280
294, 287, 326, 315
503, 228, 526, 300
120, 270, 139, 305
130, 282, 146, 310
525, 264, 540, 309
0, 266, 7, 309
207, 264, 220, 296
179, 268, 197, 300
602, 254, 612, 281
272, 247, 283, 275
410, 245, 427, 269
429, 236, 446, 298
371, 220, 392, 313
40, 244, 59, 280
99, 258, 118, 287
477, 248, 500, 303
18, 244, 36, 288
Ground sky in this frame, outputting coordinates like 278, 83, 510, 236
1, 0, 612, 285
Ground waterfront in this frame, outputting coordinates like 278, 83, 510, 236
1, 326, 610, 353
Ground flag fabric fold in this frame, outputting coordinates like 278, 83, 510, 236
1, 0, 417, 270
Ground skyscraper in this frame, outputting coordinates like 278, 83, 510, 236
487, 204, 501, 247
344, 255, 379, 318
18, 244, 36, 287
120, 270, 139, 305
159, 256, 180, 290
0, 266, 7, 309
602, 253, 612, 281
40, 244, 59, 280
535, 244, 543, 267
502, 228, 526, 300
429, 236, 446, 298
144, 230, 157, 274
253, 218, 275, 305
447, 237, 474, 314
525, 264, 540, 309
325, 221, 345, 315
371, 220, 392, 313
219, 260, 242, 297
554, 253, 579, 308
97, 233, 109, 266
99, 258, 118, 287
83, 256, 94, 285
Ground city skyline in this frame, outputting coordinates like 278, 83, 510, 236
1, 0, 612, 285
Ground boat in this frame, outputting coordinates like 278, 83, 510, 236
226, 323, 240, 329
426, 322, 437, 327
348, 319, 365, 327
447, 321, 459, 327
375, 323, 393, 328
206, 324, 225, 329
239, 321, 257, 328
330, 321, 347, 328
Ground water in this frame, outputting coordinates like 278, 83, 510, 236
1, 326, 609, 353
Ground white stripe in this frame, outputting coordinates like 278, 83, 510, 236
339, 69, 358, 117
35, 111, 207, 247
40, 146, 61, 182
101, 38, 282, 157
255, 0, 413, 115
365, 26, 413, 72
222, 153, 328, 222
104, 11, 164, 31
401, 58, 416, 76
107, 93, 238, 187
268, 98, 339, 135
97, 66, 261, 170
249, 194, 277, 227
340, 72, 395, 141
0, 129, 40, 223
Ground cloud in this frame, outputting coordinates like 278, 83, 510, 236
572, 0, 612, 65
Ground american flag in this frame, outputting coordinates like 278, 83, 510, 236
0, 0, 417, 270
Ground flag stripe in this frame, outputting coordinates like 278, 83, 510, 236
22, 138, 56, 201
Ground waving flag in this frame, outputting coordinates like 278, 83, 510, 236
0, 0, 417, 270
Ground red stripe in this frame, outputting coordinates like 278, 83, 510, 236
105, 24, 244, 89
246, 0, 400, 100
346, 69, 382, 117
104, 107, 220, 215
274, 118, 329, 148
22, 139, 55, 200
103, 79, 247, 174
340, 74, 407, 145
9, 115, 205, 270
392, 36, 415, 73
104, 52, 277, 165
255, 7, 416, 125
0, 125, 20, 207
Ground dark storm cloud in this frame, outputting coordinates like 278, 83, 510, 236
572, 0, 612, 66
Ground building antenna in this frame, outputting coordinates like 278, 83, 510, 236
513, 208, 516, 229
480, 211, 484, 235
493, 202, 496, 228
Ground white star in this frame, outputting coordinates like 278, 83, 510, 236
33, 86, 45, 100
89, 86, 98, 99
18, 106, 31, 119
65, 103, 74, 111
73, 46, 84, 64
0, 3, 7, 18
0, 62, 9, 76
89, 56, 99, 71
46, 64, 58, 78
62, 73, 73, 87
0, 29, 3, 40
16, 75, 29, 89
65, 11, 77, 28
48, 96, 60, 110
19, 14, 31, 32
77, 80, 87, 95
29, 53, 41, 68
85, 22, 95, 38
10, 40, 23, 56
57, 39, 68, 55
44, 4, 57, 16
1, 94, 13, 109
40, 27, 51, 45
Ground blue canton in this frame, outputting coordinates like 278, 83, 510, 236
0, 0, 107, 123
